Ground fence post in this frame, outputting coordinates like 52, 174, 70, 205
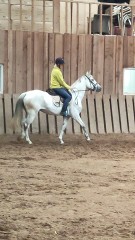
53, 0, 60, 33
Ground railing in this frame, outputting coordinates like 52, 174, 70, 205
0, 0, 135, 35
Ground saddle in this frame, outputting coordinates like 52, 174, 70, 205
46, 88, 57, 96
46, 88, 63, 106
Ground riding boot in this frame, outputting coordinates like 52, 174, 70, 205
61, 110, 68, 117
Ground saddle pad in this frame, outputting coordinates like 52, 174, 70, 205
52, 95, 62, 107
52, 95, 60, 103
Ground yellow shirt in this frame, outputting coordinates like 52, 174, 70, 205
50, 66, 71, 90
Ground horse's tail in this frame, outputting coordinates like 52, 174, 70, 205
11, 93, 26, 131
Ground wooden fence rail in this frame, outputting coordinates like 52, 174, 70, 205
0, 94, 135, 135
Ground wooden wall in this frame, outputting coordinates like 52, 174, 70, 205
0, 1, 135, 35
0, 94, 135, 135
0, 30, 135, 94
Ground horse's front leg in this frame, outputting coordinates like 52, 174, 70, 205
59, 116, 70, 144
74, 114, 90, 141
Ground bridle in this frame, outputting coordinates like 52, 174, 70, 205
85, 74, 98, 91
72, 74, 98, 105
72, 74, 98, 93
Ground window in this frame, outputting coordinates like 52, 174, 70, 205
123, 68, 135, 95
0, 64, 3, 94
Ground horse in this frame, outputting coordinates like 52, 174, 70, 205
12, 71, 101, 144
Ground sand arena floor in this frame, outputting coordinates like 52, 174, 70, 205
0, 133, 135, 240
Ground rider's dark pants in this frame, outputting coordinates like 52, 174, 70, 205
53, 88, 72, 112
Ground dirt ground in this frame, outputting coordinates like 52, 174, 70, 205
0, 133, 135, 240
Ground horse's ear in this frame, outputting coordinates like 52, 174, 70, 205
86, 70, 91, 75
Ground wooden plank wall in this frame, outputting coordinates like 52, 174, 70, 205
1, 1, 134, 35
0, 30, 135, 95
0, 94, 135, 135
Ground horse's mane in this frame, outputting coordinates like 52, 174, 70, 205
71, 77, 82, 88
71, 72, 91, 88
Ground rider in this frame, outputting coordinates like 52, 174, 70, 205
50, 57, 72, 117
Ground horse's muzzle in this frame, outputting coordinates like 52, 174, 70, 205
96, 85, 102, 92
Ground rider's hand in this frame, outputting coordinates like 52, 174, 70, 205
70, 88, 77, 92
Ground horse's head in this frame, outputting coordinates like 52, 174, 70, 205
85, 71, 102, 92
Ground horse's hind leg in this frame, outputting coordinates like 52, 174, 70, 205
25, 123, 32, 144
59, 117, 69, 144
16, 117, 26, 142
24, 109, 37, 144
21, 116, 27, 139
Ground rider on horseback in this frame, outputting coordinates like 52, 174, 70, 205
50, 57, 72, 117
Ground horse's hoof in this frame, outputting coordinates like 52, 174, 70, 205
59, 137, 64, 145
27, 140, 32, 144
87, 138, 91, 141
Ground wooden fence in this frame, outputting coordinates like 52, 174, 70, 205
0, 94, 135, 135
0, 30, 135, 95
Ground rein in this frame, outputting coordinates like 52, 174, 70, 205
73, 89, 89, 92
